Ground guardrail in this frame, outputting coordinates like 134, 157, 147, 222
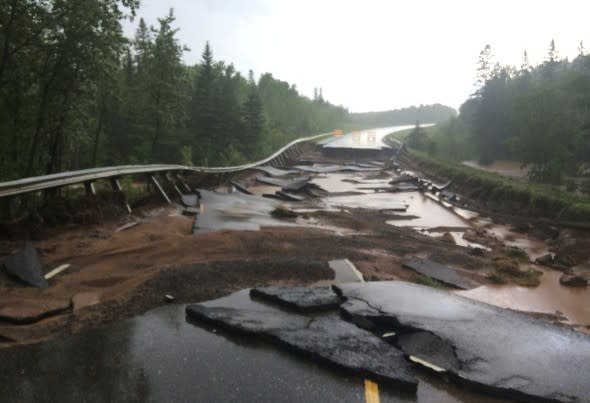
0, 132, 331, 199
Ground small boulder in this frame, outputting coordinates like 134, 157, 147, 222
559, 274, 588, 288
438, 232, 456, 244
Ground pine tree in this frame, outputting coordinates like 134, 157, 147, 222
241, 70, 264, 157
190, 42, 216, 163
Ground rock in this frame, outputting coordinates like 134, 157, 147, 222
535, 253, 553, 265
181, 193, 199, 207
250, 287, 342, 312
559, 274, 588, 287
186, 290, 417, 391
335, 281, 590, 402
3, 242, 47, 288
438, 232, 456, 244
469, 247, 485, 257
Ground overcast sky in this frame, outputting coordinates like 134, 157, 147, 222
124, 0, 590, 112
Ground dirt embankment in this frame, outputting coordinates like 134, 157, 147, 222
0, 201, 497, 348
399, 151, 590, 225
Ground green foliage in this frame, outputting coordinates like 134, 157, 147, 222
503, 247, 529, 260
0, 4, 359, 181
439, 41, 590, 184
410, 274, 446, 289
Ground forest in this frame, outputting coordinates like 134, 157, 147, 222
0, 1, 455, 182
414, 41, 590, 184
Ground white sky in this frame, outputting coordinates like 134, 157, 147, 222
125, 0, 590, 112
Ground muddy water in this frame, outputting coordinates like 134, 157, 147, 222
457, 268, 590, 331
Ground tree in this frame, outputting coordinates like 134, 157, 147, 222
241, 70, 264, 157
474, 44, 494, 93
190, 41, 216, 163
406, 121, 428, 150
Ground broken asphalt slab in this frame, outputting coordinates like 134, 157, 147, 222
3, 242, 47, 288
255, 175, 311, 189
292, 164, 381, 173
186, 289, 417, 392
250, 287, 343, 312
334, 281, 590, 402
402, 258, 480, 290
251, 166, 299, 176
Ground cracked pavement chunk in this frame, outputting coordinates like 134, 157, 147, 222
334, 281, 590, 402
186, 289, 417, 392
250, 287, 342, 312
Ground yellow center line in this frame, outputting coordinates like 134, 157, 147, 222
364, 379, 380, 403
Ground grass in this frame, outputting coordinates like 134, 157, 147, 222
503, 247, 529, 260
406, 150, 590, 222
489, 256, 542, 287
410, 274, 446, 289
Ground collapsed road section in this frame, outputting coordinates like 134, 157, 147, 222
186, 283, 590, 403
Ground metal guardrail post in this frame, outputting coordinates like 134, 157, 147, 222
110, 177, 131, 213
150, 175, 171, 204
84, 181, 96, 196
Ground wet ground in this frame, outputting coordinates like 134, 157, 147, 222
1, 126, 589, 401
0, 298, 509, 403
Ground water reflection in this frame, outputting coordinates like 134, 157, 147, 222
0, 304, 511, 402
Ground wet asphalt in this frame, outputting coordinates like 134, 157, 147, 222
0, 303, 509, 403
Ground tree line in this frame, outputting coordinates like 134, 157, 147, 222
0, 1, 459, 182
0, 2, 350, 181
351, 104, 456, 127
424, 40, 590, 184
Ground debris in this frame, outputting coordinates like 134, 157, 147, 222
181, 193, 199, 207
402, 257, 479, 289
165, 294, 175, 303
114, 222, 139, 232
44, 264, 71, 280
3, 242, 47, 288
230, 181, 253, 195
275, 191, 304, 202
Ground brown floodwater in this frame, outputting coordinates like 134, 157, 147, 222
457, 268, 590, 333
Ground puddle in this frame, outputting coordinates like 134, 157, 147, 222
325, 192, 409, 211
193, 189, 288, 232
457, 268, 590, 331
484, 224, 550, 261
387, 192, 468, 228
310, 173, 389, 194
